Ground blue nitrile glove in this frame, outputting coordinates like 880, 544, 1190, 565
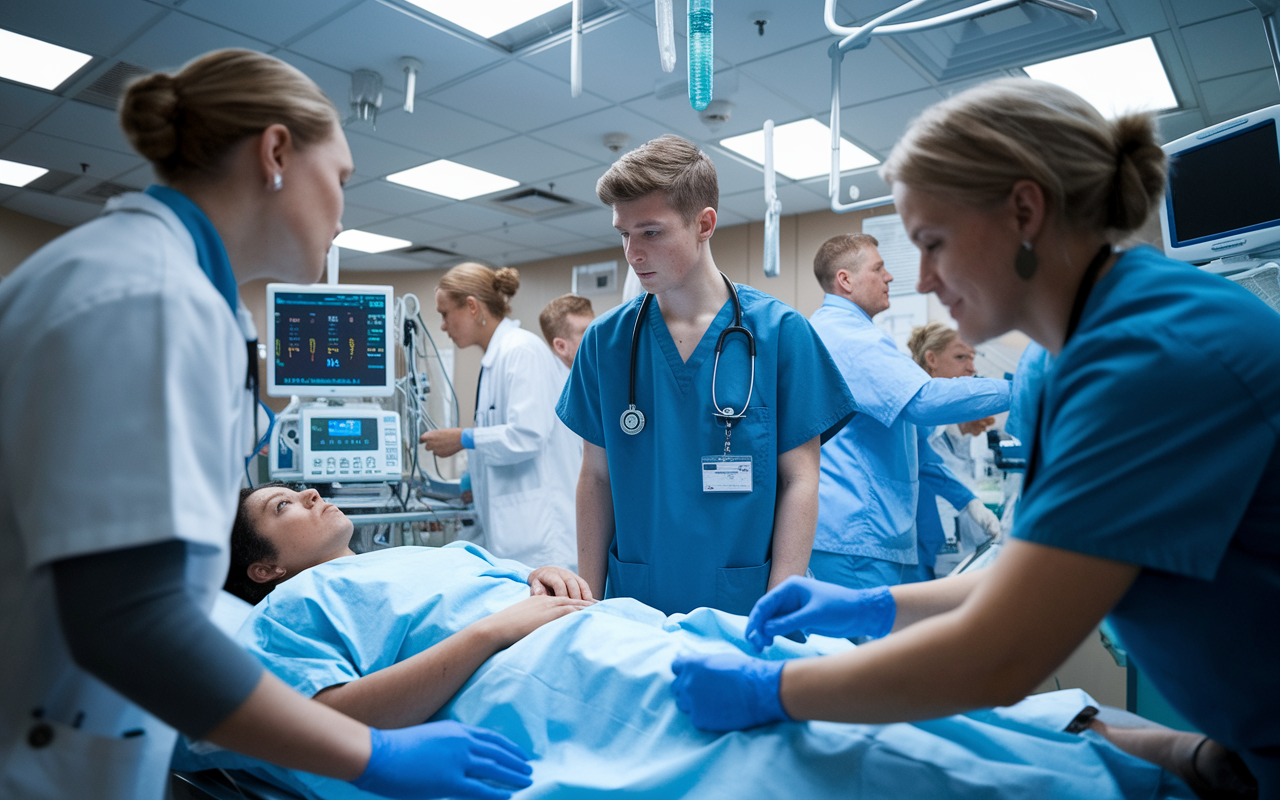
745, 575, 895, 652
671, 653, 790, 731
352, 721, 533, 800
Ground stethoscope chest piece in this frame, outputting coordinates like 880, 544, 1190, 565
620, 405, 646, 435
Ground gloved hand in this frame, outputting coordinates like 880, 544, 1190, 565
965, 498, 1002, 541
352, 721, 533, 800
744, 575, 895, 652
671, 652, 790, 731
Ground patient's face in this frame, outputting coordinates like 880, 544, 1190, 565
249, 486, 354, 577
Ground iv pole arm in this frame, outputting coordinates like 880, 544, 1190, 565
826, 0, 1097, 214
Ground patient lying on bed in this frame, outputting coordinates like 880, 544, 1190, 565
178, 484, 1193, 800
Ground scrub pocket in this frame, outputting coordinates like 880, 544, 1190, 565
1, 718, 168, 799
606, 553, 651, 607
715, 560, 771, 615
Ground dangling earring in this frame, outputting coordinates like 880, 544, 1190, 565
272, 173, 283, 192
1014, 240, 1038, 280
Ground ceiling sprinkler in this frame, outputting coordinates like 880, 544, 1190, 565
699, 99, 734, 129
603, 132, 631, 153
350, 69, 383, 126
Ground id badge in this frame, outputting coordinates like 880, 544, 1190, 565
702, 455, 753, 492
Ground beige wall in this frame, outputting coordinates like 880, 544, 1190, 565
0, 207, 69, 277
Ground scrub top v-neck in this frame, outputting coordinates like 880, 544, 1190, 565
559, 283, 853, 616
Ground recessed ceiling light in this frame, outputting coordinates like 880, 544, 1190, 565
387, 159, 520, 200
404, 0, 568, 39
720, 119, 879, 181
1023, 38, 1177, 119
0, 28, 93, 91
0, 158, 49, 187
333, 229, 412, 253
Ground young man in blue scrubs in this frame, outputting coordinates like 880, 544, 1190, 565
557, 135, 855, 616
808, 234, 1010, 589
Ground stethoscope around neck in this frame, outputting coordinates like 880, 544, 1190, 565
620, 272, 756, 435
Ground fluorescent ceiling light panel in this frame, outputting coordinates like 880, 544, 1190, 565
333, 229, 412, 253
387, 159, 520, 200
0, 158, 49, 187
720, 119, 879, 181
0, 28, 93, 91
1023, 38, 1177, 119
404, 0, 568, 38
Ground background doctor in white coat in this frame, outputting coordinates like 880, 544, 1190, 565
421, 263, 580, 571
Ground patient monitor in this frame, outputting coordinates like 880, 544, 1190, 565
265, 283, 402, 483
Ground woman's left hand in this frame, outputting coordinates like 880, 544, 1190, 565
420, 428, 464, 457
528, 566, 595, 601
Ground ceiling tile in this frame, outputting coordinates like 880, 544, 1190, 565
0, 186, 20, 205
343, 179, 452, 214
415, 201, 521, 235
1, 131, 142, 179
538, 238, 607, 256
542, 207, 616, 239
452, 136, 598, 185
1169, 0, 1254, 27
175, 0, 357, 47
521, 15, 671, 103
344, 129, 432, 177
271, 50, 367, 114
623, 92, 717, 140
366, 102, 514, 158
340, 202, 396, 229
364, 216, 462, 244
1155, 109, 1209, 145
0, 124, 23, 151
288, 2, 502, 90
692, 0, 833, 67
0, 0, 163, 57
707, 150, 768, 196
116, 13, 269, 72
339, 251, 439, 272
842, 86, 943, 152
1181, 12, 1273, 83
535, 166, 609, 206
739, 39, 929, 117
697, 73, 814, 141
32, 100, 134, 155
1200, 68, 1280, 124
528, 106, 672, 165
718, 182, 829, 221
3, 190, 102, 227
430, 61, 609, 131
446, 232, 531, 260
0, 82, 62, 130
111, 161, 160, 188
492, 221, 581, 249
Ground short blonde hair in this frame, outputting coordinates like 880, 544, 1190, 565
539, 294, 594, 343
119, 49, 340, 183
596, 134, 718, 222
437, 263, 520, 319
813, 233, 879, 293
882, 78, 1166, 234
907, 322, 959, 371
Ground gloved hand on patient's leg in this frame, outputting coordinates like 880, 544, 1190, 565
965, 498, 1003, 541
352, 720, 533, 800
671, 652, 791, 731
744, 575, 896, 651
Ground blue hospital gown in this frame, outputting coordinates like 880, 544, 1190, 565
1015, 247, 1280, 792
175, 542, 1191, 800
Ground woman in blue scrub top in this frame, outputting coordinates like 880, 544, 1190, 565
558, 135, 855, 617
669, 79, 1277, 798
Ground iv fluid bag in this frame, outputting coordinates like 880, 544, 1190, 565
656, 0, 676, 72
688, 0, 712, 111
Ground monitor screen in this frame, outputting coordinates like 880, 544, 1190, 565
309, 417, 378, 451
267, 284, 394, 397
1168, 120, 1280, 244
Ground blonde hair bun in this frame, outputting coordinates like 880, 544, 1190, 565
492, 266, 521, 298
119, 72, 182, 164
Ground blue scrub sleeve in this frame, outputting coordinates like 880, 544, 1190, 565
52, 540, 264, 739
460, 428, 475, 449
556, 321, 607, 448
918, 429, 977, 510
900, 377, 1011, 427
774, 312, 856, 452
1016, 328, 1274, 580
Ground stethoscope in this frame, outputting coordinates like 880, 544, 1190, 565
620, 272, 755, 435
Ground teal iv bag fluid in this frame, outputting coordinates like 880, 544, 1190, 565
688, 0, 713, 110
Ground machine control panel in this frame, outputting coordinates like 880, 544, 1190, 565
268, 403, 401, 483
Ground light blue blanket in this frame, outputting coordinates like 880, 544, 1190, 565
175, 543, 1191, 799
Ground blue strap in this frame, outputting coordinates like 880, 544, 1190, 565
144, 185, 238, 314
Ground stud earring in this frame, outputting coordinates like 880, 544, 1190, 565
272, 173, 283, 192
1014, 240, 1038, 280
479, 316, 487, 326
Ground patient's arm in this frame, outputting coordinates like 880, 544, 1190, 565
529, 565, 594, 600
314, 595, 591, 729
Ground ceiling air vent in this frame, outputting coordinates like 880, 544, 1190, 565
491, 188, 576, 217
75, 61, 151, 109
403, 244, 458, 256
74, 180, 134, 203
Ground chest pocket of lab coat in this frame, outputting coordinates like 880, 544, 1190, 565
2, 719, 171, 800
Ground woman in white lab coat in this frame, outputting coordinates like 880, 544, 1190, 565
0, 50, 530, 800
420, 263, 581, 572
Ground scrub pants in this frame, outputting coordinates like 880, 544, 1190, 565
809, 550, 914, 590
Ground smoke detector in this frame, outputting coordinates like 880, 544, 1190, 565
602, 132, 631, 153
699, 99, 734, 129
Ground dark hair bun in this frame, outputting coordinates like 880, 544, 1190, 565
119, 72, 182, 164
492, 266, 520, 298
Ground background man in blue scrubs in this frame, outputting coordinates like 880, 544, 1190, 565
808, 234, 1010, 589
557, 135, 854, 616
